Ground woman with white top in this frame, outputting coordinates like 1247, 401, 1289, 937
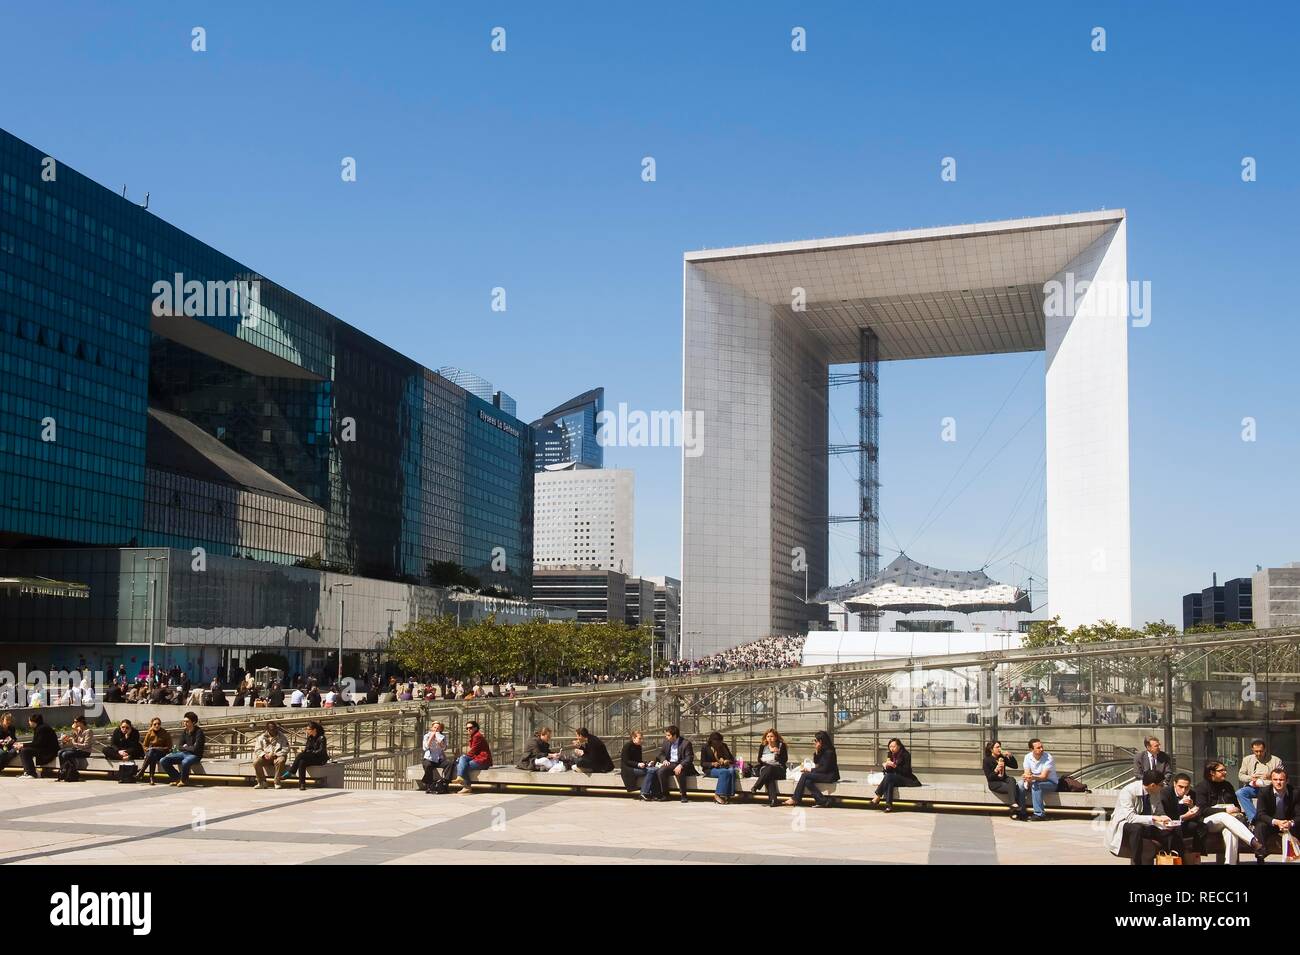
750, 728, 789, 807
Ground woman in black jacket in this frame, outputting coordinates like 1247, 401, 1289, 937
620, 730, 653, 794
783, 730, 839, 808
101, 719, 145, 762
572, 727, 614, 774
750, 728, 789, 807
872, 738, 921, 812
982, 740, 1026, 818
285, 721, 329, 790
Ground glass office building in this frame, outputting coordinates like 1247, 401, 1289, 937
530, 387, 604, 471
0, 127, 533, 669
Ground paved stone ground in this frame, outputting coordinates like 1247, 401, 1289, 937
0, 778, 1147, 865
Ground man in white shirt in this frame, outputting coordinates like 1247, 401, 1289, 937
289, 687, 305, 707
1017, 738, 1059, 820
420, 721, 449, 793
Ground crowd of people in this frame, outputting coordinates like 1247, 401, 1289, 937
0, 710, 330, 791
667, 635, 807, 675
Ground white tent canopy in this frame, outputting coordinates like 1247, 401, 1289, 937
812, 555, 1030, 615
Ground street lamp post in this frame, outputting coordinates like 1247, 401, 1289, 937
384, 606, 403, 670
144, 555, 166, 683
333, 582, 353, 685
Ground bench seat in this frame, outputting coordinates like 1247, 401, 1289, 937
2, 755, 341, 787
403, 765, 1116, 811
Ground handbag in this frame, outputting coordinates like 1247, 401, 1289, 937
116, 763, 138, 783
1154, 850, 1182, 866
1283, 832, 1300, 862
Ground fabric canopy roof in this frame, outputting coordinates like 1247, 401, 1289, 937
812, 555, 1030, 614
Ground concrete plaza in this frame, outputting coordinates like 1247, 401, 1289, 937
0, 778, 1131, 865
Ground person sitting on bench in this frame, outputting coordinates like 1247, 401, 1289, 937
251, 720, 289, 789
449, 720, 492, 793
701, 732, 740, 805
1252, 767, 1299, 863
159, 712, 205, 787
102, 719, 144, 763
872, 738, 921, 812
420, 721, 450, 792
621, 730, 655, 795
0, 713, 19, 775
983, 740, 1027, 819
572, 727, 614, 775
285, 720, 329, 791
783, 731, 839, 808
16, 713, 58, 779
516, 727, 562, 771
1193, 760, 1262, 864
138, 717, 172, 784
750, 728, 788, 807
647, 725, 695, 803
1107, 769, 1185, 864
56, 716, 94, 782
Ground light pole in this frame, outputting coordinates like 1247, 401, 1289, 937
333, 582, 353, 685
384, 606, 403, 670
144, 555, 166, 683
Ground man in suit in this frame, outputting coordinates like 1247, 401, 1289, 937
1252, 767, 1299, 863
1108, 769, 1186, 864
1133, 736, 1173, 783
646, 725, 695, 803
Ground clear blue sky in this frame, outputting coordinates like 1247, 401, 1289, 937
5, 2, 1296, 626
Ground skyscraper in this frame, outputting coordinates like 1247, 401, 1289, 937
530, 387, 604, 471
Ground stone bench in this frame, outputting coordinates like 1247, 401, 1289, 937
3, 754, 342, 787
403, 765, 1116, 811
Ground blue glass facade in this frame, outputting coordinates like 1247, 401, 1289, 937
530, 387, 604, 471
0, 127, 533, 636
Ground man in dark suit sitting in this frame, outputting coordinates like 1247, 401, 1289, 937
1252, 767, 1299, 863
646, 725, 695, 803
1133, 736, 1173, 783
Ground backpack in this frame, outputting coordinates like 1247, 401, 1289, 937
1058, 774, 1089, 793
116, 763, 138, 784
58, 759, 81, 782
427, 777, 450, 794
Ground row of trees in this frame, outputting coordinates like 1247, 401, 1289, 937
1022, 617, 1260, 648
1022, 617, 1179, 647
386, 615, 655, 684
